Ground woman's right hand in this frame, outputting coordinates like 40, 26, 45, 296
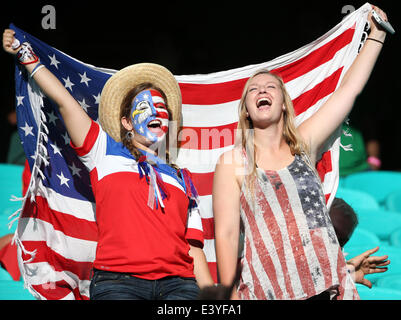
2, 29, 20, 55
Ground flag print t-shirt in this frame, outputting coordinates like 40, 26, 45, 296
71, 120, 204, 280
238, 154, 359, 300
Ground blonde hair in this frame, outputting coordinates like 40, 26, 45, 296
235, 69, 309, 193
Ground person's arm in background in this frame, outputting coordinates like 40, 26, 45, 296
346, 246, 390, 288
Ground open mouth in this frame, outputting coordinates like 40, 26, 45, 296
257, 97, 272, 108
147, 119, 168, 137
147, 119, 162, 130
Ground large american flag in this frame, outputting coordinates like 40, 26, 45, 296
10, 3, 370, 299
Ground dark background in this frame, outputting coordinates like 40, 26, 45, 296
0, 0, 400, 169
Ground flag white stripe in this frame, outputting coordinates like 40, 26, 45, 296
182, 101, 239, 127
240, 210, 275, 299
177, 145, 233, 173
18, 218, 97, 262
198, 195, 213, 219
279, 168, 327, 293
250, 187, 290, 298
256, 170, 305, 298
203, 239, 216, 263
38, 182, 96, 222
25, 261, 91, 299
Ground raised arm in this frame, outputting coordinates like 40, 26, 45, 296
213, 149, 242, 299
298, 5, 388, 159
3, 29, 92, 147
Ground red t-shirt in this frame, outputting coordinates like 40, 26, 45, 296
71, 121, 204, 280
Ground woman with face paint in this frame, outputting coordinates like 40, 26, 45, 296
3, 31, 214, 299
213, 5, 389, 300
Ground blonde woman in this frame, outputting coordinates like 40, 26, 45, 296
213, 6, 388, 300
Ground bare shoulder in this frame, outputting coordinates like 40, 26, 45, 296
216, 147, 243, 169
215, 147, 245, 187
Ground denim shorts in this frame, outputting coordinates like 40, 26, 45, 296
89, 269, 200, 300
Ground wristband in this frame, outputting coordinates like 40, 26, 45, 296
366, 37, 384, 45
30, 63, 45, 78
17, 42, 39, 65
367, 156, 381, 168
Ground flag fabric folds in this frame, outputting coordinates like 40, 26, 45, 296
9, 3, 370, 299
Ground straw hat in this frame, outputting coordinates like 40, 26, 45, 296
99, 63, 182, 142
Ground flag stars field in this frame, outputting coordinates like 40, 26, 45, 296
48, 54, 60, 69
56, 171, 70, 188
50, 142, 62, 156
78, 98, 91, 112
79, 71, 91, 87
68, 162, 82, 177
47, 111, 58, 126
62, 132, 70, 145
20, 122, 34, 136
63, 76, 75, 91
92, 93, 101, 104
16, 95, 24, 106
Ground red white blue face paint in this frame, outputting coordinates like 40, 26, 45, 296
131, 89, 169, 144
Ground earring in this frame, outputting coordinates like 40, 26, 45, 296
126, 131, 134, 140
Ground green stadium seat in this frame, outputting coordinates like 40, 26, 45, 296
389, 227, 401, 248
356, 283, 401, 300
376, 273, 401, 291
336, 187, 380, 210
0, 280, 35, 300
352, 208, 401, 241
385, 190, 401, 213
0, 164, 24, 182
343, 171, 401, 206
0, 268, 13, 281
344, 227, 381, 251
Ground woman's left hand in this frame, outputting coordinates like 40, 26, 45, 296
368, 5, 388, 41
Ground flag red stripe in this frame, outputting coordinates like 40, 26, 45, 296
309, 229, 333, 288
191, 172, 214, 197
180, 78, 247, 105
21, 241, 93, 281
201, 217, 214, 240
240, 193, 284, 299
253, 178, 296, 298
32, 281, 89, 300
265, 173, 316, 297
316, 150, 333, 182
242, 234, 267, 299
273, 27, 354, 83
293, 67, 344, 116
179, 122, 237, 150
208, 261, 218, 284
335, 246, 348, 300
22, 196, 98, 242
179, 28, 354, 105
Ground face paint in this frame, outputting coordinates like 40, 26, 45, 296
130, 89, 169, 144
